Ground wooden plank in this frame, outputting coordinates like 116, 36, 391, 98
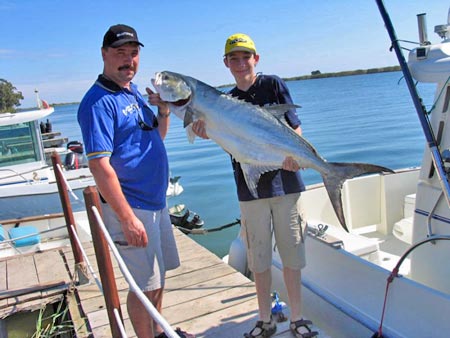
0, 261, 6, 308
0, 213, 65, 226
6, 255, 38, 304
0, 280, 66, 300
165, 263, 236, 292
0, 249, 70, 318
163, 281, 257, 325
90, 315, 136, 338
173, 297, 260, 338
0, 294, 64, 319
34, 250, 68, 284
164, 271, 250, 308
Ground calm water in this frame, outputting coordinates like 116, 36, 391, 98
25, 72, 439, 257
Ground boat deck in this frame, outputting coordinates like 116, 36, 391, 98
0, 228, 326, 337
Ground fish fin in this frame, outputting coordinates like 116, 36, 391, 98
240, 163, 281, 198
186, 124, 196, 143
183, 107, 195, 128
321, 163, 393, 232
263, 104, 302, 128
264, 103, 301, 119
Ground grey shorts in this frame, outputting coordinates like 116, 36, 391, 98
239, 193, 306, 273
102, 204, 180, 292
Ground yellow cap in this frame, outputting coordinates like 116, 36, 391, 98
224, 33, 257, 56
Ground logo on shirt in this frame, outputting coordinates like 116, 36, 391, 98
122, 103, 139, 116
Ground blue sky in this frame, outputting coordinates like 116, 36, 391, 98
1, 0, 449, 108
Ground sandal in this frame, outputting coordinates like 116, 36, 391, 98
290, 319, 318, 338
155, 327, 195, 338
244, 318, 276, 337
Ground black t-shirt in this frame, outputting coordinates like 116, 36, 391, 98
229, 74, 305, 201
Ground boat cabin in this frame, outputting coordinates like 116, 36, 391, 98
0, 109, 52, 169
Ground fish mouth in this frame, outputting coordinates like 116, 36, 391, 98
151, 74, 191, 106
169, 97, 191, 106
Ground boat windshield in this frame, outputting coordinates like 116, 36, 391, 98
0, 121, 42, 167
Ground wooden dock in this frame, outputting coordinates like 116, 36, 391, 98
0, 229, 321, 337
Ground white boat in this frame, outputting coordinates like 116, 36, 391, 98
0, 210, 91, 259
0, 105, 189, 259
0, 106, 184, 219
227, 5, 450, 338
0, 106, 94, 217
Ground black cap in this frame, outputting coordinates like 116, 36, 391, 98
102, 24, 144, 48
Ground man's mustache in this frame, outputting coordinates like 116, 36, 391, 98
118, 65, 134, 71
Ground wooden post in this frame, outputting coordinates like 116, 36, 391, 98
83, 186, 124, 338
51, 152, 88, 284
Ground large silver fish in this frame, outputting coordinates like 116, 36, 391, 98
152, 71, 393, 232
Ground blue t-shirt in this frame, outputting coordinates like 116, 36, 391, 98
229, 74, 305, 201
77, 75, 168, 210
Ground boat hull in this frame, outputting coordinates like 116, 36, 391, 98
226, 169, 450, 337
273, 235, 450, 338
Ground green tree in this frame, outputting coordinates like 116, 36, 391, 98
0, 79, 24, 113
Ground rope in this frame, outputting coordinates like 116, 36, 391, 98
177, 219, 240, 235
70, 224, 103, 292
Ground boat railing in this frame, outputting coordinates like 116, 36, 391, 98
83, 186, 180, 338
0, 225, 66, 246
0, 167, 38, 182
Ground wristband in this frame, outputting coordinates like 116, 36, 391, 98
158, 111, 170, 118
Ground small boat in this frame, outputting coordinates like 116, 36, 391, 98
0, 210, 91, 259
227, 4, 450, 338
0, 104, 192, 258
0, 104, 184, 219
0, 105, 95, 218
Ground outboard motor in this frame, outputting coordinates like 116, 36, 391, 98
64, 141, 88, 170
170, 208, 204, 234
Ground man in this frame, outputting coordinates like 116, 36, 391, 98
192, 33, 317, 338
78, 24, 193, 338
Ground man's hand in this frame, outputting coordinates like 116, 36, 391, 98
146, 87, 169, 113
121, 216, 148, 247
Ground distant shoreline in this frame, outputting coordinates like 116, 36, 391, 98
216, 65, 401, 88
51, 66, 401, 106
284, 65, 401, 81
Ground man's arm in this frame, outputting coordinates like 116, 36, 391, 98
89, 157, 148, 247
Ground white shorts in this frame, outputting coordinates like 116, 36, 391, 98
102, 204, 180, 292
239, 193, 306, 273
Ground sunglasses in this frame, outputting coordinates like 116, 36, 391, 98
138, 106, 159, 131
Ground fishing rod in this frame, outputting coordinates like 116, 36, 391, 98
375, 0, 450, 208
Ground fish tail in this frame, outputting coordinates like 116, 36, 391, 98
321, 162, 393, 232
